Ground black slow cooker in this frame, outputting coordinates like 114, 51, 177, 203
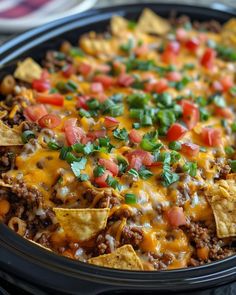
0, 3, 236, 294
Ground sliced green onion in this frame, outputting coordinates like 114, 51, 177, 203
225, 146, 234, 156
140, 114, 152, 126
94, 165, 105, 177
128, 168, 139, 178
21, 130, 35, 144
230, 160, 236, 172
125, 193, 137, 204
183, 162, 197, 177
59, 146, 70, 160
87, 98, 99, 110
47, 141, 61, 150
169, 141, 181, 151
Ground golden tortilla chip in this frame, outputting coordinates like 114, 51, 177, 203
14, 57, 42, 83
206, 180, 236, 238
0, 120, 23, 146
53, 208, 109, 241
0, 110, 7, 120
88, 244, 143, 270
0, 179, 12, 187
221, 18, 236, 48
136, 8, 170, 35
111, 15, 129, 36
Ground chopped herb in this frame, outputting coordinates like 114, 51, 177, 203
230, 160, 236, 172
225, 146, 234, 156
132, 122, 141, 129
72, 142, 94, 155
59, 146, 71, 160
213, 95, 226, 108
110, 104, 124, 117
169, 141, 181, 151
106, 175, 120, 190
93, 165, 105, 177
139, 167, 153, 179
79, 174, 89, 182
128, 168, 139, 178
221, 119, 228, 128
21, 130, 35, 144
110, 93, 124, 103
199, 146, 207, 152
170, 151, 181, 164
120, 38, 134, 53
183, 162, 197, 177
200, 107, 210, 121
65, 95, 73, 100
196, 96, 207, 107
130, 109, 144, 119
127, 93, 150, 108
128, 20, 136, 30
66, 80, 77, 92
87, 98, 99, 110
157, 109, 176, 127
125, 193, 137, 204
47, 141, 61, 150
78, 108, 91, 118
49, 88, 58, 93
140, 114, 153, 126
117, 156, 128, 174
214, 44, 236, 61
158, 126, 168, 136
65, 152, 78, 164
155, 92, 173, 107
231, 122, 236, 132
161, 163, 179, 187
71, 157, 87, 177
113, 128, 128, 141
69, 47, 84, 57
230, 86, 236, 96
140, 138, 161, 152
183, 63, 195, 70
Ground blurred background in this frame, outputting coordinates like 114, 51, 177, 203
0, 0, 235, 41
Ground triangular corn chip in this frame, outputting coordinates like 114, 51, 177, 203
53, 208, 109, 241
111, 15, 129, 36
14, 57, 42, 83
0, 120, 23, 146
0, 179, 12, 187
206, 180, 236, 238
88, 244, 143, 270
137, 8, 170, 35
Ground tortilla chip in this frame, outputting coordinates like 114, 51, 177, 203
53, 208, 109, 241
14, 57, 42, 83
111, 15, 128, 36
206, 179, 236, 238
88, 244, 143, 270
221, 18, 236, 48
0, 110, 7, 120
29, 239, 52, 252
0, 179, 12, 187
0, 120, 23, 146
136, 8, 170, 35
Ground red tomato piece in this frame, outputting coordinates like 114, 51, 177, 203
24, 104, 48, 122
117, 73, 135, 87
36, 93, 64, 106
167, 123, 188, 141
126, 150, 154, 170
176, 28, 187, 42
62, 64, 75, 78
104, 116, 119, 128
87, 130, 106, 141
180, 99, 200, 130
91, 82, 104, 93
76, 95, 90, 110
185, 37, 200, 52
78, 62, 92, 76
161, 50, 177, 64
129, 129, 142, 144
215, 107, 233, 119
113, 61, 126, 75
154, 78, 168, 94
94, 170, 112, 188
64, 118, 86, 146
99, 158, 119, 176
201, 127, 222, 147
166, 206, 186, 227
97, 92, 108, 102
95, 64, 111, 74
166, 71, 182, 82
220, 76, 234, 92
38, 114, 61, 129
201, 48, 216, 69
93, 75, 114, 88
181, 142, 200, 157
32, 79, 50, 92
166, 41, 180, 54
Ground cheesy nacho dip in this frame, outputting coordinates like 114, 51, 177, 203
1, 9, 236, 271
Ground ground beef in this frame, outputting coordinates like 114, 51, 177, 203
96, 192, 121, 209
120, 226, 143, 249
147, 252, 174, 270
42, 50, 72, 72
186, 222, 235, 266
95, 232, 118, 255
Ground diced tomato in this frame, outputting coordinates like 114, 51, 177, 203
166, 71, 182, 82
104, 116, 119, 128
201, 127, 222, 147
117, 73, 135, 87
38, 114, 61, 129
95, 64, 111, 74
41, 70, 50, 80
99, 158, 119, 176
129, 129, 142, 144
126, 150, 154, 170
161, 50, 177, 64
166, 41, 180, 54
144, 82, 156, 92
64, 118, 86, 146
176, 28, 187, 42
87, 130, 106, 141
78, 62, 92, 76
166, 206, 186, 227
90, 82, 104, 93
215, 107, 233, 119
94, 170, 112, 188
36, 93, 64, 106
154, 78, 168, 94
113, 61, 126, 75
181, 142, 199, 157
201, 48, 216, 69
180, 99, 200, 129
185, 37, 200, 52
220, 76, 234, 92
24, 104, 48, 122
76, 95, 90, 110
97, 92, 108, 102
167, 123, 188, 141
93, 75, 114, 88
62, 64, 75, 78
134, 44, 149, 57
32, 78, 51, 92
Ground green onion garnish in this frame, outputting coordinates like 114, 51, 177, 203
125, 193, 137, 204
21, 130, 35, 144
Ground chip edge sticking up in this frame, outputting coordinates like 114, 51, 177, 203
0, 120, 23, 146
14, 57, 42, 83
